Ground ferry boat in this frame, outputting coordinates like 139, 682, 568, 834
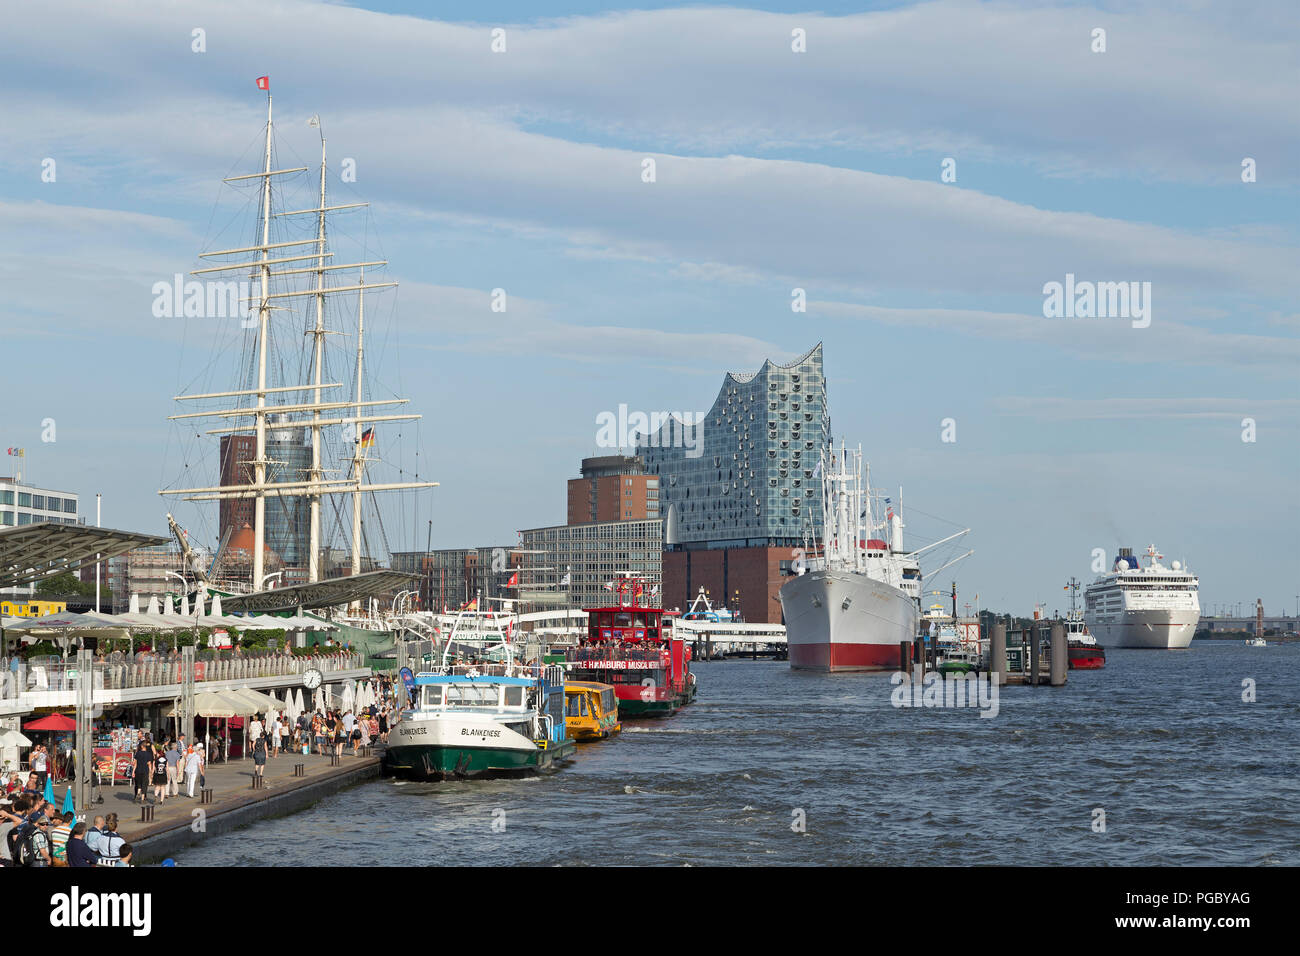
780, 441, 970, 671
564, 681, 621, 741
1063, 578, 1105, 669
383, 606, 574, 779
567, 577, 697, 717
681, 587, 737, 624
1084, 545, 1200, 649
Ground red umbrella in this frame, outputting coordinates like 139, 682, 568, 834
23, 714, 76, 731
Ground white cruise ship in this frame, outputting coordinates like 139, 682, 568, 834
1084, 545, 1200, 649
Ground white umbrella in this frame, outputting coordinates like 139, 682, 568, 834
211, 593, 223, 616
146, 595, 160, 615
294, 687, 306, 717
341, 681, 355, 713
180, 592, 190, 616
0, 728, 32, 748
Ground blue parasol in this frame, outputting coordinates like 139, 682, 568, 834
43, 774, 54, 804
62, 785, 75, 815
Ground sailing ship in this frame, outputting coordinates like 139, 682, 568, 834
158, 81, 435, 604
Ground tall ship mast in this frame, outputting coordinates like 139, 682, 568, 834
159, 83, 436, 597
779, 440, 969, 671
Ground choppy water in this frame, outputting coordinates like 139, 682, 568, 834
176, 642, 1300, 866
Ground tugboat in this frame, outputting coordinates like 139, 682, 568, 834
383, 600, 575, 779
1064, 578, 1106, 669
567, 575, 697, 717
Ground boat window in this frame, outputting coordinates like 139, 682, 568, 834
503, 686, 524, 707
445, 684, 499, 707
614, 612, 632, 627
598, 613, 613, 627
422, 686, 443, 708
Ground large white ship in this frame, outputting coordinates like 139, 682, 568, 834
779, 442, 969, 671
1084, 545, 1200, 649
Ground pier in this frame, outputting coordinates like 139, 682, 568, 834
675, 619, 788, 659
120, 748, 382, 863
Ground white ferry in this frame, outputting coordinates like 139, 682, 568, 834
1084, 545, 1200, 649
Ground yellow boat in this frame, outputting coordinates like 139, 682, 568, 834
564, 681, 621, 742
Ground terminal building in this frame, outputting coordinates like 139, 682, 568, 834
641, 343, 828, 624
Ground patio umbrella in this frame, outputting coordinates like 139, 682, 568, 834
24, 714, 77, 732
43, 774, 54, 804
62, 785, 74, 815
0, 728, 32, 749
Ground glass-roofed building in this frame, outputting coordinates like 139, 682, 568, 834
639, 343, 829, 623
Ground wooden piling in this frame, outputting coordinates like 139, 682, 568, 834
1029, 623, 1041, 686
899, 641, 910, 677
991, 621, 1007, 684
1050, 622, 1067, 686
914, 636, 926, 682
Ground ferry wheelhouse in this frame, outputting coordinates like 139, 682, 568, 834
569, 579, 697, 717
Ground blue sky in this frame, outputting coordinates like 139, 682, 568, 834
1, 0, 1295, 614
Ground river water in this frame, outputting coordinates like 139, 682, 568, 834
176, 642, 1299, 866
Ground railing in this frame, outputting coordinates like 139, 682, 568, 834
3, 652, 363, 697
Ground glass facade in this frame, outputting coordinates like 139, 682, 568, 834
520, 519, 662, 611
0, 480, 79, 531
640, 343, 828, 549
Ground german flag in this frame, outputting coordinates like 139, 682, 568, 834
359, 427, 375, 448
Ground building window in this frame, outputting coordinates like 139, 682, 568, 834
17, 493, 30, 507
0, 511, 12, 525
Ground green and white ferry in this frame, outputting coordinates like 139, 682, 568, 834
383, 604, 576, 780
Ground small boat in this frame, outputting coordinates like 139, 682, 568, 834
383, 599, 575, 779
564, 681, 621, 741
937, 648, 980, 674
1245, 634, 1267, 647
1064, 580, 1106, 669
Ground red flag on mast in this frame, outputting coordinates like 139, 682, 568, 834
256, 76, 269, 91
506, 572, 518, 587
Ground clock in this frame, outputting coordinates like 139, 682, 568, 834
302, 668, 323, 690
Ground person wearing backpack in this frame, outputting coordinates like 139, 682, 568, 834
13, 814, 51, 867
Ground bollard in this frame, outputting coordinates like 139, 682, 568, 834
991, 621, 1007, 684
294, 763, 305, 777
1050, 622, 1068, 686
200, 788, 213, 804
330, 754, 341, 767
140, 805, 153, 823
1029, 623, 1041, 686
899, 641, 910, 677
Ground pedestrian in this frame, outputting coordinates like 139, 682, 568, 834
332, 712, 344, 758
30, 744, 48, 789
252, 731, 267, 783
184, 744, 203, 798
378, 707, 389, 743
132, 740, 151, 804
85, 815, 106, 856
313, 715, 325, 755
97, 814, 125, 866
165, 738, 182, 797
152, 744, 169, 805
249, 713, 264, 746
271, 715, 283, 758
49, 811, 71, 866
67, 822, 98, 867
117, 842, 134, 867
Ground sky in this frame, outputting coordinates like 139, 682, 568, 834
0, 0, 1295, 615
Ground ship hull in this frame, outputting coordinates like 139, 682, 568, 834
779, 569, 919, 672
1084, 609, 1199, 649
383, 713, 573, 780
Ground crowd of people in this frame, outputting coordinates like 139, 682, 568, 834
0, 674, 402, 866
0, 796, 132, 868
